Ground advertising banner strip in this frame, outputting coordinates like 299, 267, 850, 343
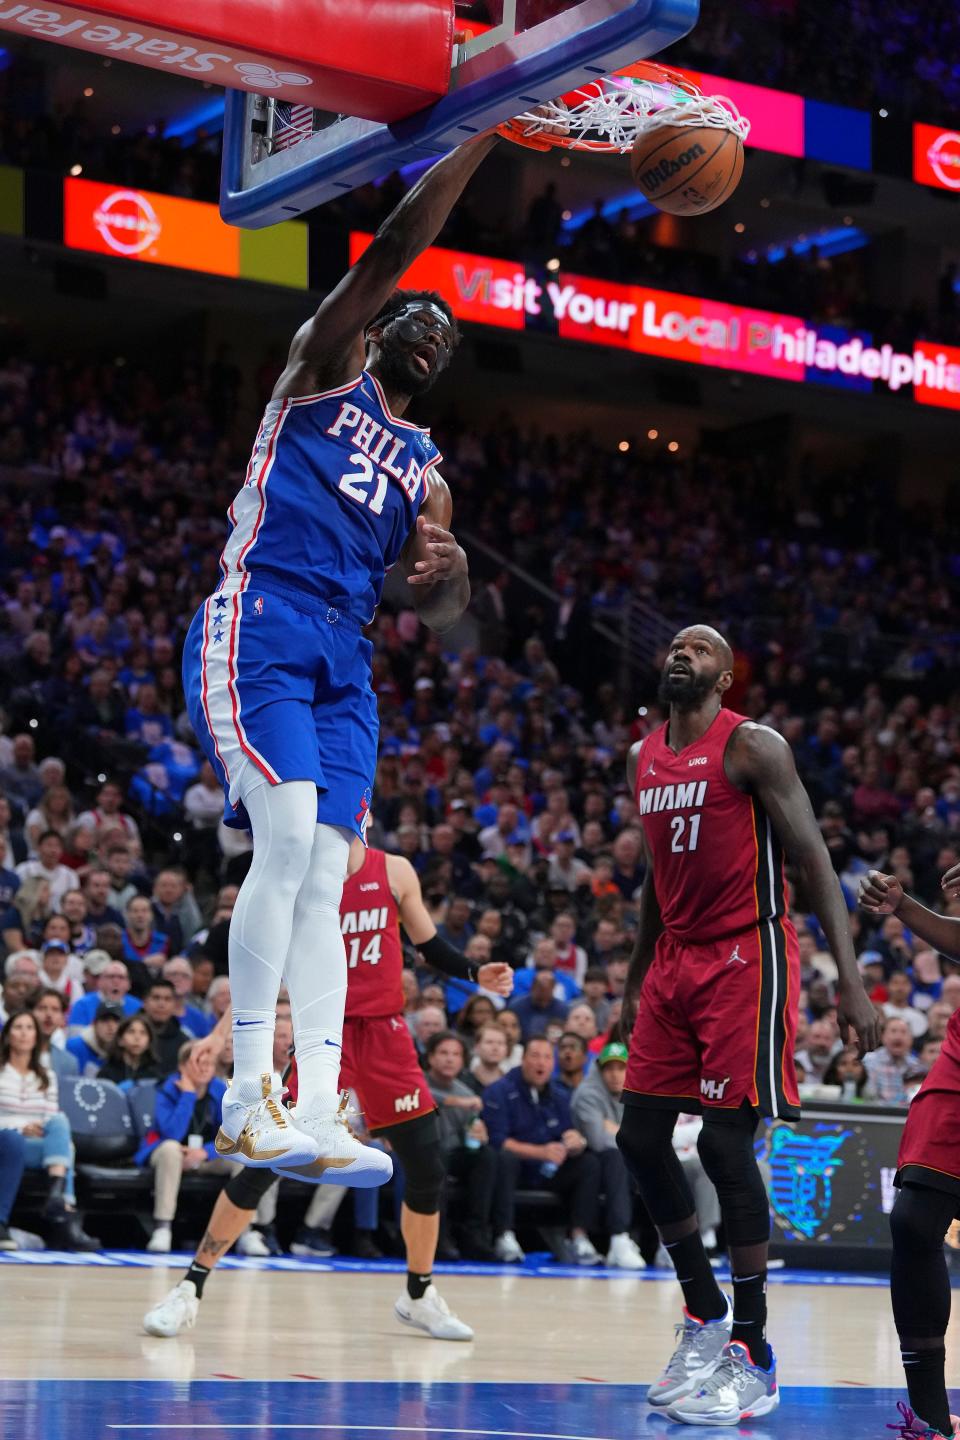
64, 178, 306, 286
350, 233, 960, 412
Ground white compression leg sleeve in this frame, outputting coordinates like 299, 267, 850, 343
228, 775, 319, 1083
283, 822, 351, 1116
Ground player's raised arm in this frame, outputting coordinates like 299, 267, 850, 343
398, 471, 470, 632
276, 136, 499, 398
386, 853, 512, 996
726, 723, 882, 1056
860, 867, 960, 959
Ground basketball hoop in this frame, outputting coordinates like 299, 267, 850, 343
496, 62, 750, 154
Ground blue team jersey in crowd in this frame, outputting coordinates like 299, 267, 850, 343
219, 370, 441, 623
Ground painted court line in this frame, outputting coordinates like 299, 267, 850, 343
109, 1428, 617, 1439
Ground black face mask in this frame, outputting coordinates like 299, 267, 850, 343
372, 304, 454, 395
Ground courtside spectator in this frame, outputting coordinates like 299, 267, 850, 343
32, 988, 78, 1082
0, 1010, 97, 1249
424, 1031, 498, 1260
556, 1032, 588, 1091
570, 1040, 646, 1269
135, 1038, 232, 1253
484, 1036, 603, 1266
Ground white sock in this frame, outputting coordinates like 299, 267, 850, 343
228, 775, 319, 1082
284, 822, 351, 1114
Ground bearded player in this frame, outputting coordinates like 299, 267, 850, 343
860, 864, 960, 1440
180, 135, 500, 1180
143, 839, 512, 1343
616, 625, 880, 1425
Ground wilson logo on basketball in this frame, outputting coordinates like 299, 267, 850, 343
638, 142, 706, 192
92, 190, 162, 257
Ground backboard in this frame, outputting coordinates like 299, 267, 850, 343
220, 0, 700, 228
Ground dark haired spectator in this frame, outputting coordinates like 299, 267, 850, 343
466, 1023, 513, 1093
15, 831, 76, 909
0, 1009, 97, 1249
484, 1035, 602, 1266
555, 1031, 588, 1092
507, 969, 569, 1041
66, 1000, 124, 1076
822, 1045, 871, 1100
98, 1013, 163, 1088
76, 782, 142, 859
141, 980, 191, 1074
32, 987, 78, 1082
454, 993, 498, 1046
80, 868, 125, 930
122, 895, 170, 972
882, 970, 928, 1040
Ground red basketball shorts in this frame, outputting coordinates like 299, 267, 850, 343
340, 1013, 437, 1133
624, 922, 801, 1121
898, 1043, 960, 1200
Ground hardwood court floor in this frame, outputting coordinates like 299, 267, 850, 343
4, 1258, 960, 1388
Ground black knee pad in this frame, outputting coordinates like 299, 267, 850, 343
616, 1106, 695, 1227
378, 1110, 445, 1216
891, 1183, 958, 1258
225, 1166, 279, 1212
697, 1109, 768, 1247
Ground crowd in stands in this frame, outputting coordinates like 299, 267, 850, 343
1, 339, 960, 1255
671, 0, 960, 123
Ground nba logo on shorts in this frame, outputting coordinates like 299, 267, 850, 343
254, 596, 264, 616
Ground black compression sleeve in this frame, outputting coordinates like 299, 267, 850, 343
417, 933, 478, 983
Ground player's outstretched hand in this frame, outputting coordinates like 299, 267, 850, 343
837, 983, 882, 1057
857, 869, 903, 915
943, 863, 960, 901
477, 961, 514, 997
407, 516, 468, 587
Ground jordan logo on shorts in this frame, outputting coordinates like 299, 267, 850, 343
643, 759, 656, 778
727, 944, 745, 966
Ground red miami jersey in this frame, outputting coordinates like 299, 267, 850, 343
635, 707, 786, 943
340, 847, 405, 1018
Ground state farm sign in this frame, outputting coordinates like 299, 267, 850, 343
0, 3, 314, 95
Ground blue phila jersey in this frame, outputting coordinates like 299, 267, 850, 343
219, 370, 441, 623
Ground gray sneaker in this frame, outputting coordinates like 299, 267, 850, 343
665, 1341, 779, 1426
646, 1297, 733, 1408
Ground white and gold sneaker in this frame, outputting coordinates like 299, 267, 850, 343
271, 1093, 393, 1188
215, 1072, 320, 1169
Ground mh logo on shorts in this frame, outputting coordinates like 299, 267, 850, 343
395, 1089, 421, 1114
700, 1075, 731, 1101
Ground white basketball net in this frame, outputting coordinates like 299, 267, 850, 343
499, 63, 751, 153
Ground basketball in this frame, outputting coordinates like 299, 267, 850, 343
630, 123, 744, 215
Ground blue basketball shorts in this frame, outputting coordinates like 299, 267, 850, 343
182, 578, 378, 840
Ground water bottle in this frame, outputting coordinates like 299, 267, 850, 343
842, 1080, 857, 1103
464, 1120, 482, 1151
540, 1161, 559, 1179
